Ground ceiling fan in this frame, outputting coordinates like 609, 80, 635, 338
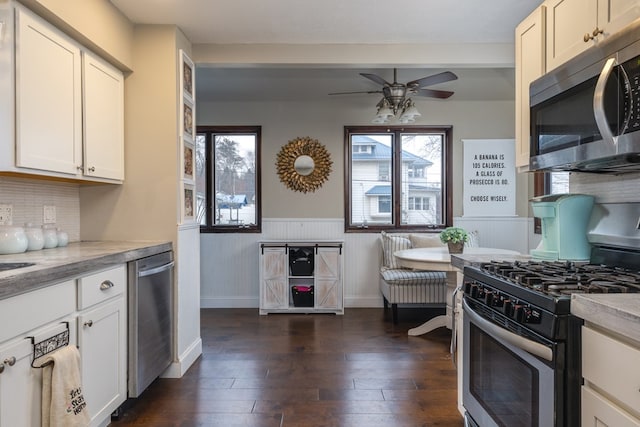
329, 68, 458, 115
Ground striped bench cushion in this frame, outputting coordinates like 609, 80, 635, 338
379, 269, 447, 304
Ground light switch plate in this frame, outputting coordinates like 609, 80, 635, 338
43, 205, 56, 224
0, 204, 12, 225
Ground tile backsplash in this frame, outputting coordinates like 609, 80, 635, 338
571, 172, 640, 203
0, 177, 80, 241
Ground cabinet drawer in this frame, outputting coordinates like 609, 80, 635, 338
78, 265, 126, 309
582, 326, 640, 416
0, 280, 76, 343
582, 386, 640, 427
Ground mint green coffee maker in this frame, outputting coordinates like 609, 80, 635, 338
530, 194, 595, 261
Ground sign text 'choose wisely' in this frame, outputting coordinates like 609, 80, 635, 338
463, 139, 515, 217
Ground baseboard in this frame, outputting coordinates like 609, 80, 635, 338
161, 337, 202, 378
200, 297, 259, 308
201, 297, 384, 308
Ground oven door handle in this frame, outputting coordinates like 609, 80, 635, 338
462, 299, 553, 362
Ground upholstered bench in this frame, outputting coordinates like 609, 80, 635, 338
379, 231, 448, 324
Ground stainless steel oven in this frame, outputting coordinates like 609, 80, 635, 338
462, 298, 560, 427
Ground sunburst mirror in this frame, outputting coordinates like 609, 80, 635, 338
276, 136, 332, 193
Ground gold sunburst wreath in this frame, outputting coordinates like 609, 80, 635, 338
276, 136, 333, 193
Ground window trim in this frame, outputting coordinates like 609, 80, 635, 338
343, 125, 453, 232
197, 125, 262, 233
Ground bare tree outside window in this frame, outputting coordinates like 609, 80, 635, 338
197, 126, 261, 232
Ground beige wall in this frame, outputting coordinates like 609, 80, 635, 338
80, 25, 180, 242
20, 0, 134, 70
197, 97, 528, 219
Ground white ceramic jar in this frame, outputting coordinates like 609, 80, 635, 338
56, 228, 68, 247
0, 226, 29, 254
42, 224, 58, 249
24, 223, 45, 251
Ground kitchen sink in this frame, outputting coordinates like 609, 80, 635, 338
0, 262, 36, 272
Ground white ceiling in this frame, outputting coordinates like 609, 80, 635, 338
110, 0, 542, 102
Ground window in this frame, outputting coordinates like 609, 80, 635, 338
345, 126, 452, 231
408, 197, 430, 211
532, 171, 570, 233
196, 126, 261, 232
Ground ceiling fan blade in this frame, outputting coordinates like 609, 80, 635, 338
407, 71, 458, 88
414, 88, 455, 99
328, 90, 383, 95
360, 73, 391, 87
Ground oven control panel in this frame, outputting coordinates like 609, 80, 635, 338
463, 278, 562, 340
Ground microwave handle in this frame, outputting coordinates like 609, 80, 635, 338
593, 56, 617, 145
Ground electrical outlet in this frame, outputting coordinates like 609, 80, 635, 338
43, 205, 56, 224
0, 204, 13, 225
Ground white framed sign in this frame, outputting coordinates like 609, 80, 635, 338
463, 139, 516, 217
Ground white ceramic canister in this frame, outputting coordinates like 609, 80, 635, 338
56, 228, 68, 247
0, 225, 29, 254
42, 224, 58, 249
24, 222, 45, 251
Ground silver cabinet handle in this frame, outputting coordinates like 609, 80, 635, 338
84, 320, 93, 327
88, 166, 95, 172
100, 280, 114, 290
4, 357, 16, 366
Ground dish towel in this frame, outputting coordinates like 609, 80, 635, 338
40, 346, 90, 427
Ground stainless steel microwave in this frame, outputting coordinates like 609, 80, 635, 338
529, 18, 640, 173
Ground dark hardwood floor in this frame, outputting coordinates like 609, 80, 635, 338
111, 307, 463, 427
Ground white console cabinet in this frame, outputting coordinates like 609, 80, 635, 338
259, 241, 344, 315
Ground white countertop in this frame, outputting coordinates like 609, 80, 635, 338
571, 294, 640, 343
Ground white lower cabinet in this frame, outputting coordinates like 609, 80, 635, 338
0, 264, 127, 427
78, 297, 126, 427
77, 265, 127, 427
259, 241, 344, 314
581, 326, 640, 426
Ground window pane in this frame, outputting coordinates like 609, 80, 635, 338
195, 133, 207, 225
400, 134, 443, 225
549, 172, 569, 194
350, 134, 393, 225
213, 134, 257, 226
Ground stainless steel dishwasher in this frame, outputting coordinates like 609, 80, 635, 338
128, 251, 174, 398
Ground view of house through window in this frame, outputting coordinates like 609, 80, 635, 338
346, 126, 451, 231
196, 126, 261, 232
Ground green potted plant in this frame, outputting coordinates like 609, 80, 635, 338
439, 227, 469, 254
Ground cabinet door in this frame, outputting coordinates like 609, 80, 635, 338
260, 248, 288, 311
15, 6, 82, 176
0, 339, 39, 427
545, 0, 598, 71
598, 0, 640, 39
78, 297, 126, 427
515, 6, 546, 169
315, 248, 342, 310
83, 52, 124, 181
582, 386, 640, 427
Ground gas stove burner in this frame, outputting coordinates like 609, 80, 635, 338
479, 259, 640, 296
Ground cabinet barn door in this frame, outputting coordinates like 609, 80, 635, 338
315, 248, 342, 310
260, 248, 288, 311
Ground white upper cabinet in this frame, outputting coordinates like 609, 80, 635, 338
546, 0, 640, 71
83, 52, 125, 181
11, 5, 124, 183
515, 6, 546, 170
15, 6, 82, 176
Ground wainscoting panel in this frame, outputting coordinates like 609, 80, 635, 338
200, 217, 534, 309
